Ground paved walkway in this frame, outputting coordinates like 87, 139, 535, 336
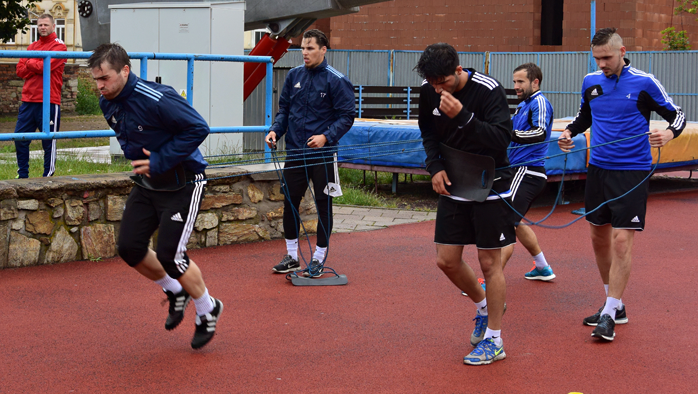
332, 205, 436, 232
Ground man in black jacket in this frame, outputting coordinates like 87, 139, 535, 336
415, 43, 514, 365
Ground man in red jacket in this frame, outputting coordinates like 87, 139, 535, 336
14, 14, 67, 178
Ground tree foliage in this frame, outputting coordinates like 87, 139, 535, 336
0, 0, 40, 43
675, 0, 698, 16
660, 27, 691, 50
661, 0, 696, 51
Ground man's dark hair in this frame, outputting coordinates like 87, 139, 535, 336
591, 27, 623, 49
87, 43, 131, 72
303, 29, 329, 49
413, 43, 460, 81
513, 63, 543, 86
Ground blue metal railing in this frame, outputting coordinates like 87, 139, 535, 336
0, 50, 274, 157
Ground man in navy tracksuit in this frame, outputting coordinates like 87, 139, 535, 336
265, 29, 355, 277
500, 63, 556, 282
88, 43, 222, 349
559, 28, 686, 342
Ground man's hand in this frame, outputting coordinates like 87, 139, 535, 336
131, 148, 151, 177
431, 170, 451, 195
649, 128, 674, 148
438, 90, 463, 119
265, 131, 277, 149
558, 130, 575, 153
307, 134, 328, 149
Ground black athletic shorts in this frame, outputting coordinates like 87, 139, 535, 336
282, 154, 339, 199
510, 165, 547, 225
434, 196, 516, 249
118, 173, 207, 279
585, 164, 649, 230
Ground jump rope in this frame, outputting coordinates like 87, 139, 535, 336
182, 131, 663, 276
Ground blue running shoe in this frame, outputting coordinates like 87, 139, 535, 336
470, 313, 488, 346
464, 338, 506, 365
524, 265, 556, 281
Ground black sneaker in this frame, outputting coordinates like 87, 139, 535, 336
583, 304, 628, 326
272, 255, 301, 273
591, 314, 616, 341
303, 258, 324, 278
164, 288, 191, 331
191, 298, 223, 349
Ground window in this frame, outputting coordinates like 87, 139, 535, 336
541, 0, 564, 46
2, 36, 16, 44
30, 19, 65, 42
254, 29, 266, 45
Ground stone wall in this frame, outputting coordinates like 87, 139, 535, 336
0, 166, 318, 269
0, 62, 79, 115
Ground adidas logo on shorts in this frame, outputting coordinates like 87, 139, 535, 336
171, 212, 184, 222
294, 82, 301, 88
631, 216, 640, 223
499, 233, 505, 241
433, 108, 441, 116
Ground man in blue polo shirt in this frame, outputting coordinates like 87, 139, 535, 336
500, 63, 556, 282
559, 28, 686, 342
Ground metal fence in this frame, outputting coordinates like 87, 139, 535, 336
244, 49, 698, 149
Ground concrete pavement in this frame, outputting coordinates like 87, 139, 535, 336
332, 205, 436, 232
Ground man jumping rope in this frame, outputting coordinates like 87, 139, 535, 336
89, 43, 223, 349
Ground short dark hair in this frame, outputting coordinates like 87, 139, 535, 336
88, 43, 131, 72
591, 27, 623, 49
513, 63, 543, 86
303, 29, 329, 49
413, 43, 460, 81
37, 14, 54, 23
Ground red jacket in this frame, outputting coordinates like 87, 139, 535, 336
16, 32, 67, 105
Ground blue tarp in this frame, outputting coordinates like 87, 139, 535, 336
338, 122, 589, 175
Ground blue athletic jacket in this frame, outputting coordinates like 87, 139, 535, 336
270, 58, 355, 158
100, 72, 209, 176
508, 91, 554, 168
567, 59, 686, 171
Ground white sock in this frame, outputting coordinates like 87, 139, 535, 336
474, 299, 488, 316
484, 328, 502, 346
313, 246, 327, 262
601, 297, 621, 321
286, 239, 299, 260
155, 275, 183, 294
533, 252, 548, 269
604, 284, 609, 295
193, 288, 214, 316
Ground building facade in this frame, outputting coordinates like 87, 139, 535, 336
0, 0, 82, 52
300, 0, 698, 52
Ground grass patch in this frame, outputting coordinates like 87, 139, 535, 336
76, 78, 102, 115
0, 138, 111, 154
0, 155, 131, 180
334, 186, 396, 207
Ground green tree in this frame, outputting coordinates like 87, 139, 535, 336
675, 0, 698, 15
661, 27, 691, 50
0, 0, 40, 43
660, 0, 697, 51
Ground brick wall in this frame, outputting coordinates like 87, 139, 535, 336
324, 0, 698, 52
0, 62, 79, 115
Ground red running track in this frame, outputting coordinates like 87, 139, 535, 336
1, 190, 697, 393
